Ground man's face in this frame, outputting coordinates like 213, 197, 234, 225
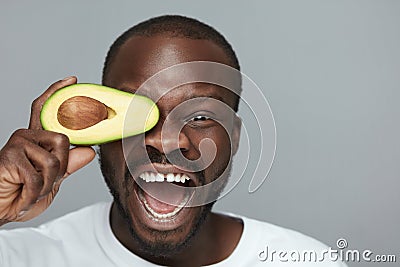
99, 35, 241, 255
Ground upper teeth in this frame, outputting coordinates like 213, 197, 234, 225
139, 172, 190, 183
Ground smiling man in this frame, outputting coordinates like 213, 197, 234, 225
0, 15, 347, 266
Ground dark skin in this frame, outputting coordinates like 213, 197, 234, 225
0, 76, 95, 225
0, 36, 242, 266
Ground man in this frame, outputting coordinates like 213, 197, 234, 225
0, 15, 347, 266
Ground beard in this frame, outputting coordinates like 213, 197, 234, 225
98, 146, 233, 259
114, 167, 215, 258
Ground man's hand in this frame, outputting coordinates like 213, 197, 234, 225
0, 77, 95, 226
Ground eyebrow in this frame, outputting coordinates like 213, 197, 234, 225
183, 94, 224, 102
118, 83, 226, 103
179, 83, 227, 101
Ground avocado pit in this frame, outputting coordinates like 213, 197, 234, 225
57, 96, 112, 130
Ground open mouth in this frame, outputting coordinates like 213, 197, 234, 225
134, 171, 197, 222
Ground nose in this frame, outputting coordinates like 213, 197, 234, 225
145, 118, 190, 155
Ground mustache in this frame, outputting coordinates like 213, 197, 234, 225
126, 146, 202, 171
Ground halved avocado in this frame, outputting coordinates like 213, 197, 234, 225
40, 83, 159, 145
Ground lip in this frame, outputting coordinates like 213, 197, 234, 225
130, 178, 197, 231
127, 163, 200, 231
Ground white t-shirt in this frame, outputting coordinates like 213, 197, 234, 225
0, 202, 347, 267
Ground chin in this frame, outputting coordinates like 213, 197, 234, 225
120, 195, 214, 258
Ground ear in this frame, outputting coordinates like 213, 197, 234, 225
232, 114, 242, 156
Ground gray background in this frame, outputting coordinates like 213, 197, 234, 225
1, 1, 399, 266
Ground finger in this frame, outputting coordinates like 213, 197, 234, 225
35, 132, 70, 178
15, 129, 70, 179
64, 146, 96, 178
29, 76, 77, 130
15, 158, 45, 212
16, 178, 58, 222
46, 147, 95, 198
24, 141, 60, 197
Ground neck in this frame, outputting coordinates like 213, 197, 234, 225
109, 202, 243, 266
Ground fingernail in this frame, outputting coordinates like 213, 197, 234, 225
62, 76, 75, 81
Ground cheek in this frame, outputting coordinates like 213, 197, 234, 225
212, 129, 232, 177
186, 126, 232, 180
100, 141, 127, 186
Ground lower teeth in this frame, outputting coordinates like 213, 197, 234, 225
138, 189, 189, 219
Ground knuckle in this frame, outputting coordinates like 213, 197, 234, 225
2, 143, 18, 153
8, 129, 34, 147
45, 155, 60, 170
11, 128, 28, 138
52, 133, 70, 147
31, 98, 42, 109
28, 174, 44, 188
1, 143, 24, 161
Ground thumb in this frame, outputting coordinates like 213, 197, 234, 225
64, 146, 96, 178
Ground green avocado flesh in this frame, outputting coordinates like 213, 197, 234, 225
40, 83, 159, 145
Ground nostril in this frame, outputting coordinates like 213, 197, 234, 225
145, 146, 164, 164
180, 147, 189, 153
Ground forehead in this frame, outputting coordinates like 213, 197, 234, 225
105, 35, 237, 106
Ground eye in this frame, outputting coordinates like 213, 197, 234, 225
186, 114, 216, 128
191, 115, 210, 122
